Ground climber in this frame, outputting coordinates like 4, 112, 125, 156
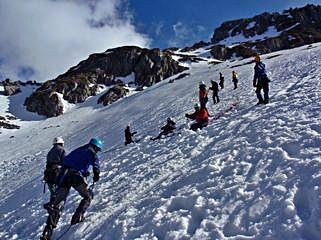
43, 137, 66, 210
253, 55, 270, 104
209, 80, 220, 104
151, 117, 176, 140
185, 103, 209, 131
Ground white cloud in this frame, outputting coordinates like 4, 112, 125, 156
0, 0, 150, 81
169, 21, 207, 48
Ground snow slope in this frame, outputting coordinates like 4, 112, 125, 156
1, 43, 321, 240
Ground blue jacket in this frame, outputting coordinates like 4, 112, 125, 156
63, 144, 100, 176
254, 62, 267, 80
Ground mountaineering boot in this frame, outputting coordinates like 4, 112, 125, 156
40, 225, 53, 240
71, 211, 85, 225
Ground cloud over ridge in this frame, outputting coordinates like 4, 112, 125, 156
0, 0, 150, 81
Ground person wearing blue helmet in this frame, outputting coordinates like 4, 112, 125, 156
40, 137, 103, 240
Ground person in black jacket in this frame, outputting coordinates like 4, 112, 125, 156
124, 125, 137, 145
151, 118, 176, 140
253, 55, 270, 104
209, 80, 220, 104
43, 137, 66, 209
219, 72, 224, 89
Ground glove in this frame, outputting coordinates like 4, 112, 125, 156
83, 171, 90, 177
93, 172, 100, 182
253, 80, 257, 87
185, 113, 189, 117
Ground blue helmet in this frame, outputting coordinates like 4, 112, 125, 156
89, 137, 104, 151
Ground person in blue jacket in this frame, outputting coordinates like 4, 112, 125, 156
40, 137, 104, 240
253, 55, 270, 104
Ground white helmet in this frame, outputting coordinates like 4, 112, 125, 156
199, 81, 206, 86
194, 103, 200, 109
53, 137, 64, 145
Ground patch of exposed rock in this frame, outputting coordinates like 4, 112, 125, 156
25, 46, 187, 117
97, 85, 129, 106
210, 4, 321, 60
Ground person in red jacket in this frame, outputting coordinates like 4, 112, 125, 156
185, 103, 209, 131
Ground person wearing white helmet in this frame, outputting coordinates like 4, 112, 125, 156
43, 137, 66, 210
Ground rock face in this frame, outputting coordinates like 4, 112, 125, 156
25, 46, 187, 117
97, 85, 129, 106
1, 79, 21, 96
210, 4, 321, 60
24, 91, 64, 117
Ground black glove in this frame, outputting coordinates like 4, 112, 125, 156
185, 113, 189, 118
253, 80, 257, 87
93, 172, 100, 182
83, 171, 90, 177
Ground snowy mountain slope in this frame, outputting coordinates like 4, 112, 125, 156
1, 43, 321, 240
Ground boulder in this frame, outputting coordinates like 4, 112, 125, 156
24, 91, 64, 117
1, 79, 21, 96
97, 85, 129, 106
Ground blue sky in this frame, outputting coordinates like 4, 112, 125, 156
1, 0, 321, 81
128, 0, 321, 49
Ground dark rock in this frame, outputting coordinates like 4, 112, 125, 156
97, 85, 129, 106
180, 41, 211, 52
24, 90, 64, 117
1, 79, 21, 96
0, 121, 20, 129
210, 4, 321, 60
169, 73, 191, 83
25, 46, 187, 117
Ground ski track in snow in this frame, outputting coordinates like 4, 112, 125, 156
1, 43, 321, 239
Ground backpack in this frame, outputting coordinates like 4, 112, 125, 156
44, 165, 61, 184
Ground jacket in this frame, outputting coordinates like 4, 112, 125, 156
186, 109, 209, 123
46, 144, 65, 169
161, 120, 176, 133
63, 144, 100, 176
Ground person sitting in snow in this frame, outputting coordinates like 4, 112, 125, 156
232, 70, 238, 89
253, 55, 270, 104
219, 72, 224, 89
43, 137, 66, 209
209, 80, 220, 104
151, 117, 176, 140
199, 81, 208, 109
185, 103, 209, 131
124, 125, 137, 145
40, 138, 103, 240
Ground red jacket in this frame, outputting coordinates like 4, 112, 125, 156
186, 109, 209, 123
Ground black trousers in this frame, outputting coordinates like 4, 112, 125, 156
233, 80, 238, 89
212, 93, 220, 104
190, 121, 208, 131
256, 81, 269, 103
45, 169, 92, 228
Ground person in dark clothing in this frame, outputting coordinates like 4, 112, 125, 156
151, 118, 176, 140
253, 55, 270, 104
232, 70, 238, 89
40, 137, 103, 240
43, 137, 66, 209
124, 125, 137, 145
199, 81, 208, 109
209, 80, 220, 104
219, 72, 224, 89
185, 103, 209, 131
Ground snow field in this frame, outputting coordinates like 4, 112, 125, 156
0, 43, 321, 239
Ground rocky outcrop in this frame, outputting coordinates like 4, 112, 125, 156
210, 4, 321, 60
24, 91, 64, 117
1, 79, 21, 96
0, 115, 20, 130
97, 85, 129, 106
25, 46, 187, 117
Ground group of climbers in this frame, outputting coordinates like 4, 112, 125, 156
40, 55, 270, 239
